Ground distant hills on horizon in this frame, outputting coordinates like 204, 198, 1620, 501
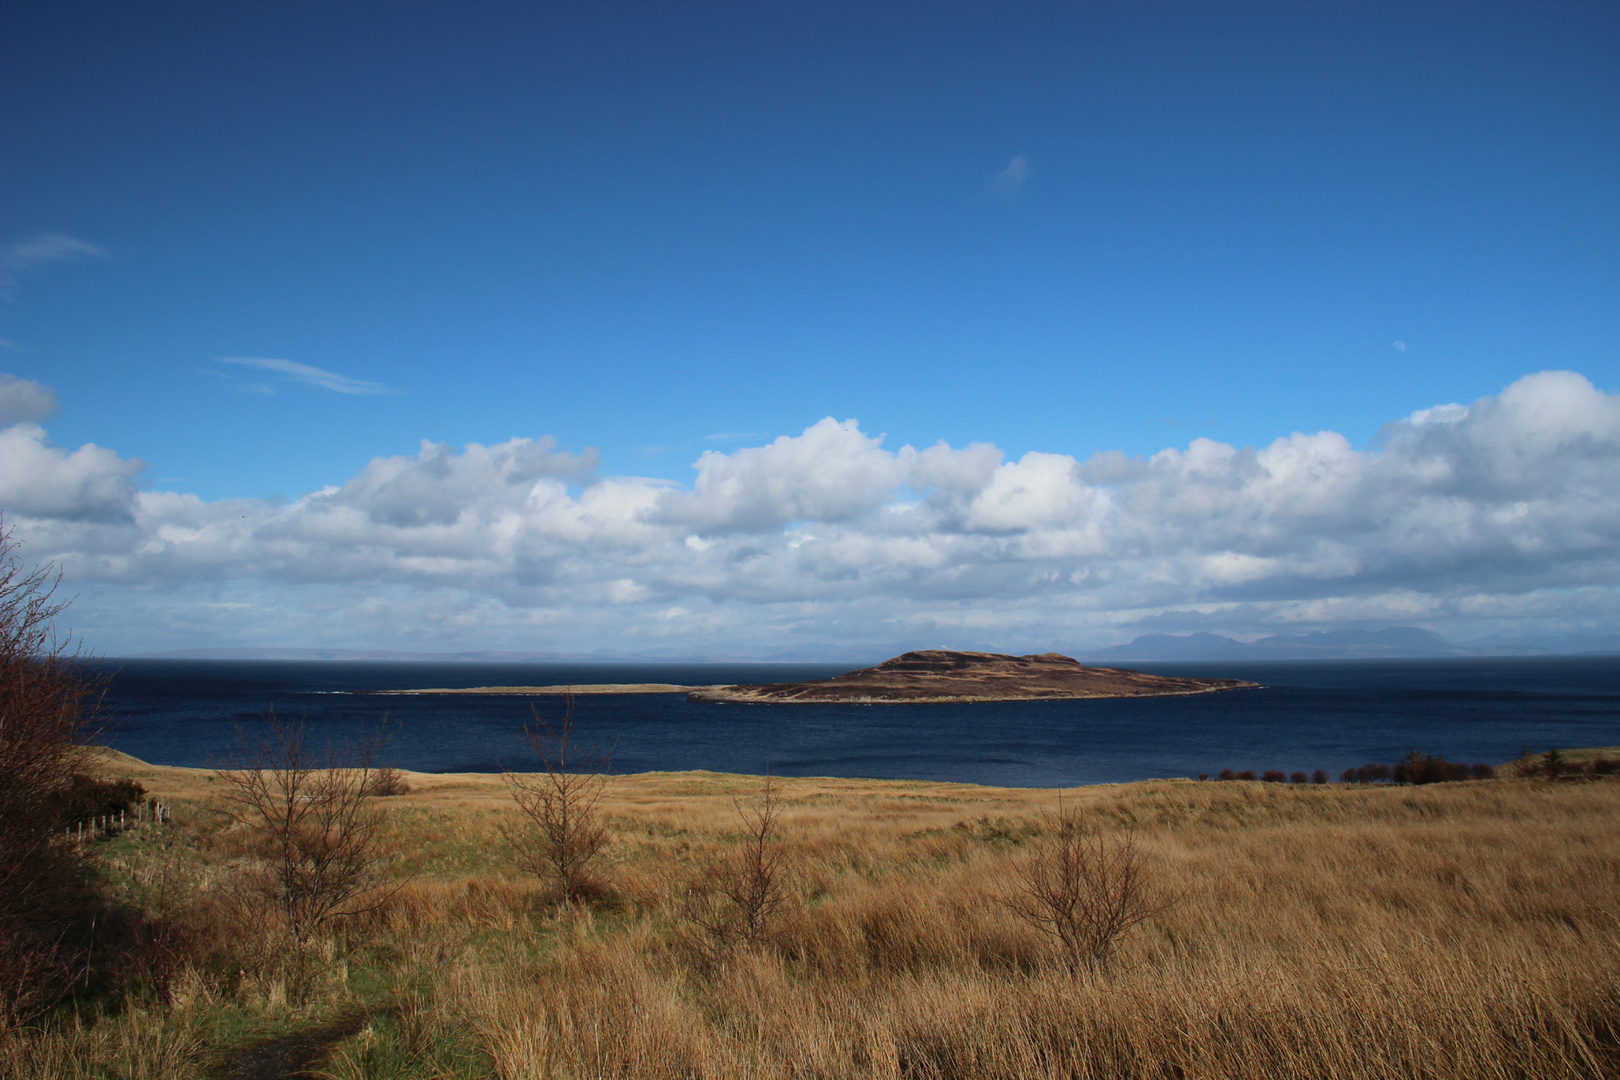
1078, 626, 1616, 662
126, 625, 1620, 665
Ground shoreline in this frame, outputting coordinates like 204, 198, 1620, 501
362, 681, 1260, 703
89, 743, 1619, 784
687, 683, 1259, 704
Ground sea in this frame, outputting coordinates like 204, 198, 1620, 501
88, 656, 1620, 789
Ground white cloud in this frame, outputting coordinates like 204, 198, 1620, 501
990, 155, 1030, 195
4, 233, 107, 274
218, 357, 392, 396
0, 423, 144, 522
658, 418, 910, 533
9, 370, 1620, 654
0, 374, 59, 424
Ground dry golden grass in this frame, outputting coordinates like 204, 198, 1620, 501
31, 750, 1620, 1079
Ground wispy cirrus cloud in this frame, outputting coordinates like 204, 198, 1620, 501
990, 154, 1030, 196
2, 234, 108, 306
218, 357, 393, 396
4, 233, 108, 274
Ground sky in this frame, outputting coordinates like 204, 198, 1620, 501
2, 1, 1618, 658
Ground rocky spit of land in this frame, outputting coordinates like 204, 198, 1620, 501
687, 649, 1260, 705
369, 683, 710, 696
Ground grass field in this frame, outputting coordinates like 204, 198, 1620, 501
6, 747, 1619, 1079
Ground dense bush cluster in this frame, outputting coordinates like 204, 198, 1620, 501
1208, 753, 1494, 785
1203, 746, 1618, 787
1512, 747, 1620, 779
46, 774, 148, 829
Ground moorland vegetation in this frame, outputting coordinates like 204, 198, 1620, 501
5, 738, 1618, 1079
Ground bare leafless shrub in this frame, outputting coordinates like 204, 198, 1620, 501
1290, 771, 1309, 784
696, 774, 792, 953
1261, 770, 1287, 783
1001, 802, 1174, 976
212, 711, 400, 958
0, 518, 108, 1032
502, 697, 611, 907
364, 765, 410, 797
1311, 769, 1329, 784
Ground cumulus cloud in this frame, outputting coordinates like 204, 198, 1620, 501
0, 374, 59, 424
0, 423, 144, 522
659, 419, 910, 533
218, 357, 392, 396
8, 370, 1620, 653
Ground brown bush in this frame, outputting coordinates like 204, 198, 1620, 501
698, 774, 792, 953
211, 711, 400, 958
0, 518, 107, 1031
503, 697, 612, 906
1001, 804, 1173, 975
364, 765, 410, 796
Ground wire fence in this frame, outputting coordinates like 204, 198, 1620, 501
67, 800, 171, 843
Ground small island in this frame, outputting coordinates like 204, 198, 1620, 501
687, 649, 1259, 704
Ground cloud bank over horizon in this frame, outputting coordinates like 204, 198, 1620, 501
4, 370, 1619, 657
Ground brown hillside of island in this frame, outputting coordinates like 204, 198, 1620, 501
687, 649, 1259, 704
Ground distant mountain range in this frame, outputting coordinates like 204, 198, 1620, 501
1077, 627, 1620, 662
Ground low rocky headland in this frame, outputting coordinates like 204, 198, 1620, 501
687, 649, 1259, 704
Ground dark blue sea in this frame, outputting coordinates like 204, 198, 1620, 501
89, 657, 1620, 788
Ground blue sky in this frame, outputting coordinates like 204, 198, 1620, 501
3, 2, 1619, 657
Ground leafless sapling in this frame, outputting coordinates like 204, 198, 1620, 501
212, 711, 399, 953
1001, 800, 1174, 976
502, 696, 612, 906
716, 773, 792, 949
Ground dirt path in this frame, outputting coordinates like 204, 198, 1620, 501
217, 1010, 382, 1080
